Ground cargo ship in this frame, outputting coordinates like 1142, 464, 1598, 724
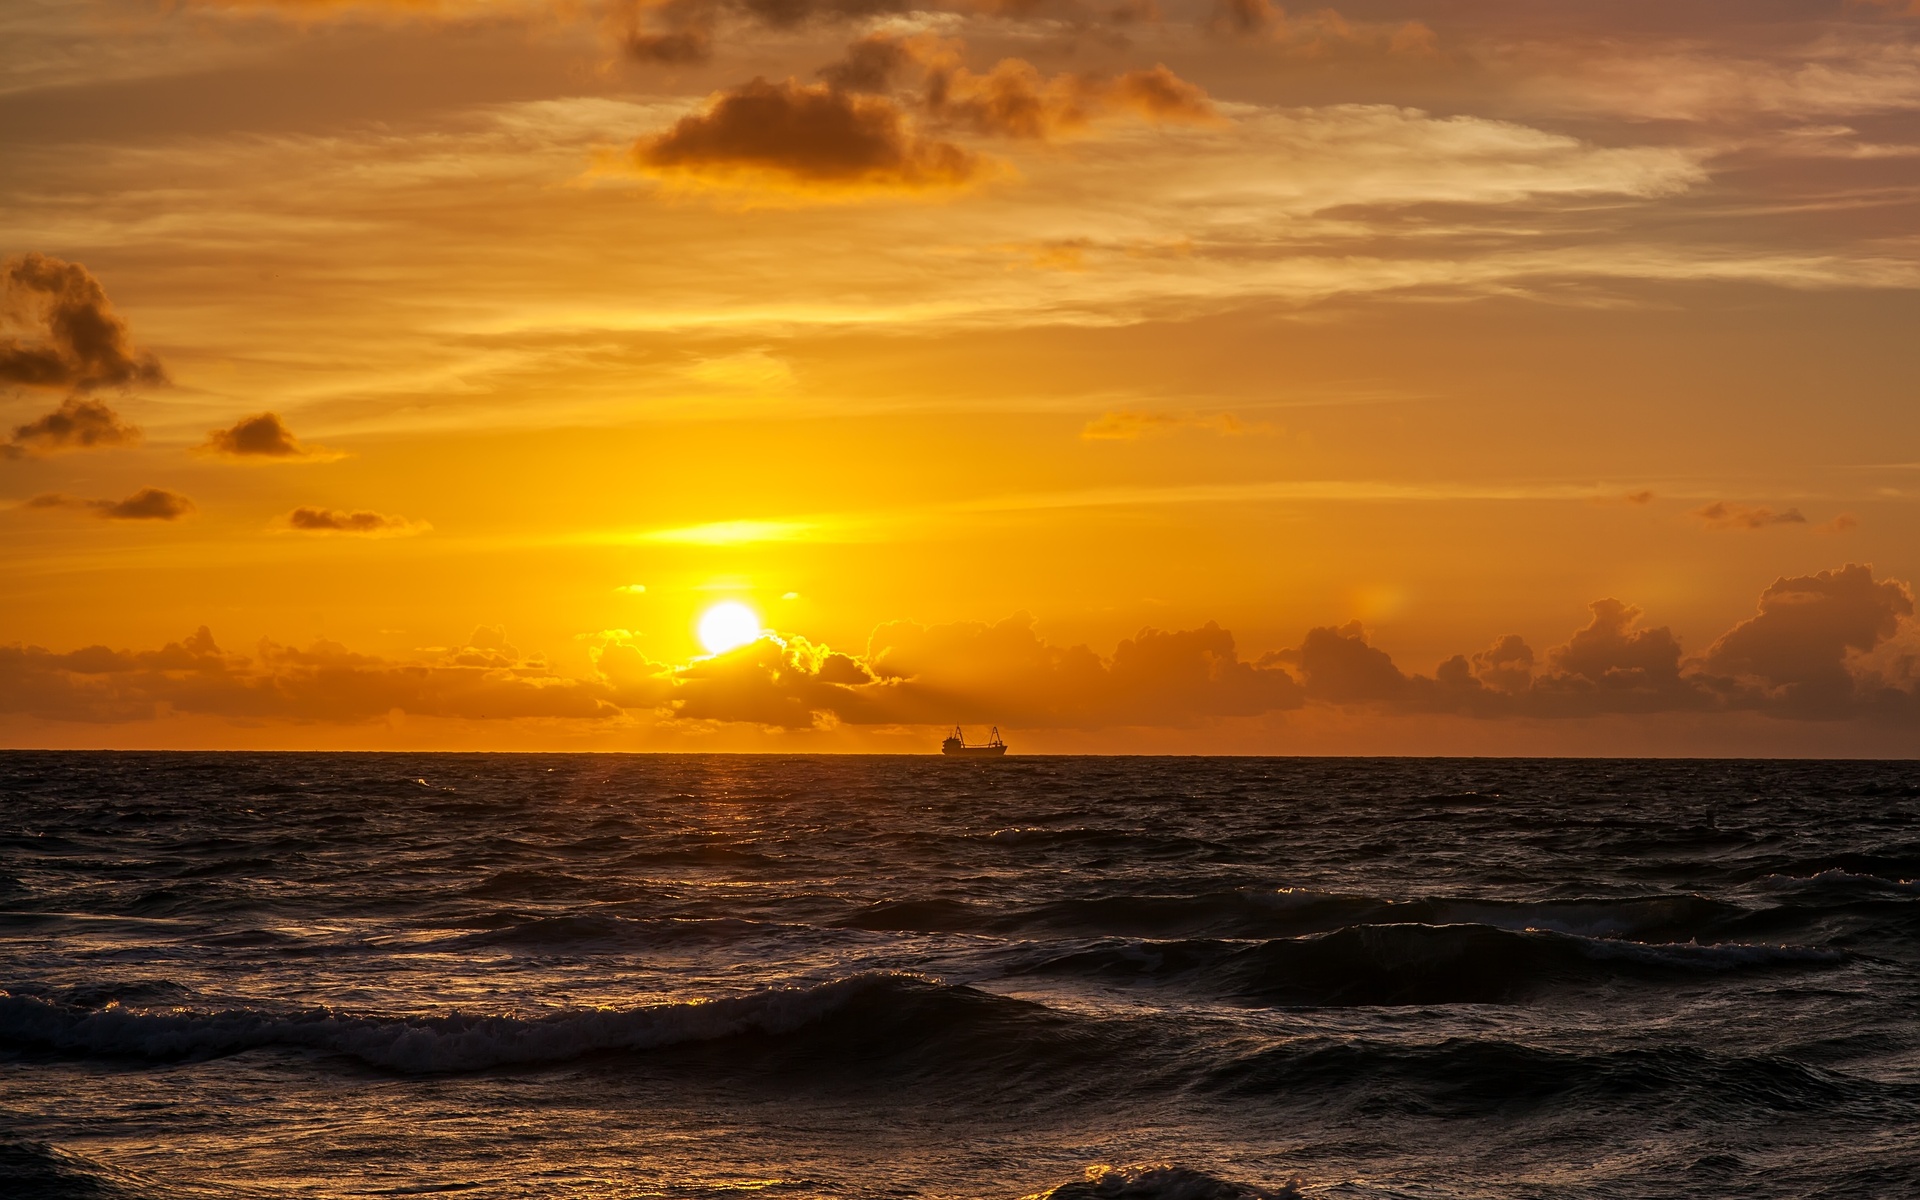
941, 726, 1008, 757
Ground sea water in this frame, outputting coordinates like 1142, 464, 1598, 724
1, 753, 1917, 1198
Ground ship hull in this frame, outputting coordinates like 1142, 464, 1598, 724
941, 745, 1008, 757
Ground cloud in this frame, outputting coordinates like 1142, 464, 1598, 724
0, 254, 166, 393
857, 614, 1301, 727
634, 77, 985, 195
200, 412, 340, 461
99, 488, 195, 521
2, 397, 141, 459
1080, 410, 1247, 440
1701, 564, 1915, 716
1207, 2, 1436, 57
920, 51, 1220, 139
285, 506, 428, 536
7, 567, 1918, 734
627, 38, 1217, 199
19, 487, 195, 521
0, 626, 619, 726
1692, 501, 1808, 530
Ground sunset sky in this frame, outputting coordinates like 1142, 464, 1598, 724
4, 0, 1919, 753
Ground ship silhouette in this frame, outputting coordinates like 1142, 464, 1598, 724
941, 726, 1008, 757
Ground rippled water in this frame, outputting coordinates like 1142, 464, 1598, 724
2, 753, 1917, 1199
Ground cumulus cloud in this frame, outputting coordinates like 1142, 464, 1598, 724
200, 412, 340, 461
18, 487, 195, 521
100, 487, 195, 521
0, 254, 165, 393
1702, 565, 1915, 716
1692, 501, 1808, 530
7, 566, 1918, 733
2, 397, 141, 459
628, 37, 1217, 196
284, 506, 428, 536
634, 77, 985, 194
0, 626, 619, 726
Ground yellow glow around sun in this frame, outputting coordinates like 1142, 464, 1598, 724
698, 602, 762, 654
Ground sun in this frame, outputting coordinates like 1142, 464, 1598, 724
697, 602, 762, 655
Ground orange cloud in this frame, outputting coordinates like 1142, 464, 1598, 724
2, 397, 140, 460
634, 77, 985, 195
200, 412, 340, 461
6, 567, 1918, 734
1701, 564, 1914, 716
285, 506, 428, 536
19, 487, 195, 521
0, 627, 618, 726
1692, 501, 1808, 530
921, 52, 1219, 139
1081, 410, 1247, 440
0, 254, 165, 393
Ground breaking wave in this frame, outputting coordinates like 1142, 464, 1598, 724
1017, 921, 1841, 1005
0, 974, 1095, 1076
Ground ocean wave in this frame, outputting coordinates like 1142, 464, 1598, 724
1204, 1036, 1891, 1116
1017, 922, 1841, 1005
1758, 869, 1920, 896
0, 1137, 187, 1200
852, 888, 1756, 944
0, 973, 1094, 1076
1022, 1165, 1302, 1200
442, 913, 789, 951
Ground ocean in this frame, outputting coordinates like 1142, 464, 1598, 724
1, 753, 1917, 1199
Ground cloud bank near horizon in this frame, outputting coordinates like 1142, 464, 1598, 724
3, 565, 1914, 739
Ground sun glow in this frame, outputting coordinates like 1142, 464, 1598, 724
697, 602, 762, 655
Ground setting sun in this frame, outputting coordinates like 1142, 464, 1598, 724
697, 603, 762, 655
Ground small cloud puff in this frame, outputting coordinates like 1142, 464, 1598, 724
18, 487, 193, 521
200, 413, 342, 462
634, 77, 985, 196
1692, 501, 1807, 530
1, 397, 141, 459
284, 506, 428, 536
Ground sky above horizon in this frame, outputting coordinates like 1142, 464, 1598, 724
3, 0, 1919, 753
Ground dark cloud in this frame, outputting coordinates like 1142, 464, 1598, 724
0, 254, 165, 392
8, 567, 1917, 733
1693, 501, 1808, 530
2, 397, 141, 459
20, 487, 194, 521
636, 77, 984, 192
1209, 0, 1276, 36
1541, 598, 1687, 695
0, 627, 619, 726
1702, 564, 1915, 716
1274, 620, 1407, 703
817, 33, 917, 94
625, 29, 713, 64
1470, 633, 1534, 693
614, 0, 910, 67
202, 412, 335, 460
859, 614, 1299, 727
99, 487, 195, 521
923, 52, 1219, 139
632, 37, 1217, 198
286, 506, 426, 536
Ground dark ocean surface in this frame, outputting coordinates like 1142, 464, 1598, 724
1, 754, 1918, 1200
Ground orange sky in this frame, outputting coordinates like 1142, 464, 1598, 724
3, 0, 1918, 753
